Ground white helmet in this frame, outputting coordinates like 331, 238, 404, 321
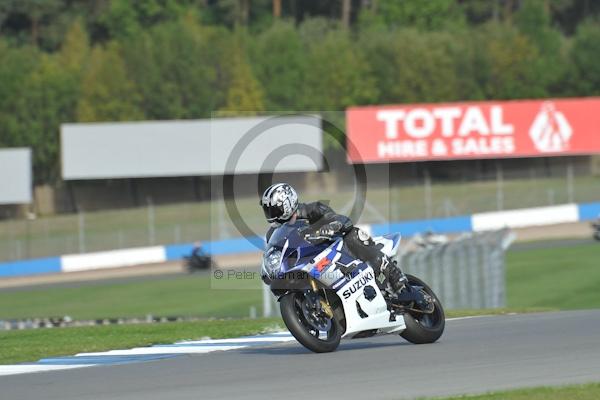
260, 183, 299, 224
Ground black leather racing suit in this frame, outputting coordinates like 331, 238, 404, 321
266, 202, 395, 282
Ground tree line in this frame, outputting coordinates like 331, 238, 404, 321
0, 0, 599, 183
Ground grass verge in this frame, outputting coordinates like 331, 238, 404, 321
2, 241, 596, 321
431, 382, 600, 399
0, 274, 263, 320
506, 242, 600, 310
0, 318, 282, 365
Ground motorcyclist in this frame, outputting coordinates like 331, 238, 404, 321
260, 182, 406, 294
593, 215, 600, 241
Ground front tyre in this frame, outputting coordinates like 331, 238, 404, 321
400, 274, 445, 344
280, 291, 341, 353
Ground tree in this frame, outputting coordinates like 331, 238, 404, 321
359, 0, 465, 31
77, 43, 143, 122
97, 0, 192, 40
568, 21, 600, 95
476, 23, 543, 99
0, 0, 62, 47
250, 21, 306, 110
0, 42, 40, 149
220, 35, 265, 114
302, 28, 378, 109
58, 19, 89, 73
515, 0, 566, 95
301, 28, 378, 148
121, 15, 226, 119
360, 29, 461, 104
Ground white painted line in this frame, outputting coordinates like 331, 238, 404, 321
446, 316, 486, 321
76, 345, 248, 357
176, 335, 295, 345
0, 364, 96, 376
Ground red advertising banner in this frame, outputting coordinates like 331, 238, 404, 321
346, 97, 600, 163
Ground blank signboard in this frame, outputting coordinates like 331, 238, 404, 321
0, 148, 32, 205
61, 115, 323, 180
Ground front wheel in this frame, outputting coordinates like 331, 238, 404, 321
400, 274, 445, 344
280, 291, 342, 353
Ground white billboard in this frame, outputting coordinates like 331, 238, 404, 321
61, 115, 323, 180
0, 148, 32, 205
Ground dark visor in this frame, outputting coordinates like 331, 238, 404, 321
262, 203, 284, 222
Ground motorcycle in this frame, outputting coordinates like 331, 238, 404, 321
184, 249, 215, 273
261, 220, 445, 353
593, 218, 600, 241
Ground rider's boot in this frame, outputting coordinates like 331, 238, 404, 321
381, 257, 407, 294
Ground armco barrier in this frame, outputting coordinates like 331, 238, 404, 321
371, 215, 472, 237
471, 204, 579, 231
61, 246, 166, 273
1, 201, 599, 279
0, 257, 62, 277
578, 202, 600, 221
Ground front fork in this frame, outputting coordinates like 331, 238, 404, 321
308, 278, 334, 319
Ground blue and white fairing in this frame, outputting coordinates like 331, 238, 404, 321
264, 221, 405, 338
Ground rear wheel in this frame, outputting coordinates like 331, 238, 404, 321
280, 291, 341, 353
400, 274, 445, 344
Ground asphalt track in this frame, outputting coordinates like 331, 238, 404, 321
2, 310, 600, 400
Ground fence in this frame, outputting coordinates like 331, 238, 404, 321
262, 229, 514, 317
401, 229, 514, 309
0, 170, 598, 263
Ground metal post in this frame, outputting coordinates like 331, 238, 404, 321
78, 211, 85, 253
567, 161, 574, 203
147, 197, 155, 245
547, 189, 555, 205
496, 162, 504, 211
262, 283, 273, 317
217, 200, 232, 240
15, 240, 23, 260
442, 245, 454, 310
174, 225, 182, 243
424, 168, 432, 219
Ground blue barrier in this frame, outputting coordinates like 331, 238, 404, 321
371, 215, 473, 237
164, 243, 195, 261
0, 200, 597, 279
164, 236, 265, 261
0, 257, 62, 277
578, 202, 600, 221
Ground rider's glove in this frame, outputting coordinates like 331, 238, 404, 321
317, 221, 343, 238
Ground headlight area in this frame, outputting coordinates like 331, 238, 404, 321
261, 248, 282, 280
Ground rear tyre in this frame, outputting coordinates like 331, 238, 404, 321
400, 274, 445, 344
280, 291, 341, 353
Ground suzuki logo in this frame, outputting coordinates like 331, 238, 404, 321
529, 102, 572, 152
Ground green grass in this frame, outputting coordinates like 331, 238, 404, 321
507, 242, 600, 310
1, 241, 598, 321
431, 382, 600, 399
0, 318, 282, 365
0, 274, 264, 320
